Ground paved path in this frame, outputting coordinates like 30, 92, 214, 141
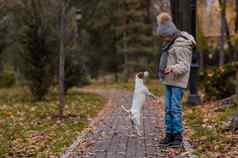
65, 89, 185, 158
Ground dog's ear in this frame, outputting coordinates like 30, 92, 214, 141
137, 72, 144, 79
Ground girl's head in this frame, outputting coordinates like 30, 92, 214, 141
156, 12, 178, 41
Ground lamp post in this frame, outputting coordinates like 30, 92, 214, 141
75, 9, 82, 37
170, 0, 201, 105
59, 2, 66, 117
187, 0, 201, 105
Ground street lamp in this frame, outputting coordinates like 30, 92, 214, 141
170, 0, 201, 105
75, 9, 82, 37
187, 0, 201, 105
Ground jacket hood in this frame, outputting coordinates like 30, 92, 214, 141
173, 31, 196, 49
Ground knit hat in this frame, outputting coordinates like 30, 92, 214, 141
156, 12, 178, 37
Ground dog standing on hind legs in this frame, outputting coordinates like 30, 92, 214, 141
121, 71, 158, 136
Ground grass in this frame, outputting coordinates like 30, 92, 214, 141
184, 102, 238, 157
0, 87, 105, 158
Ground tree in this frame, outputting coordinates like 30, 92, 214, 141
116, 0, 154, 80
218, 0, 226, 66
69, 0, 160, 82
58, 0, 67, 117
13, 0, 57, 101
230, 0, 238, 131
73, 0, 124, 81
235, 0, 238, 99
0, 3, 11, 74
64, 0, 160, 83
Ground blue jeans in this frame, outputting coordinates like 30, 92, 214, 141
165, 85, 184, 134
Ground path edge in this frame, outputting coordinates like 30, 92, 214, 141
60, 90, 113, 158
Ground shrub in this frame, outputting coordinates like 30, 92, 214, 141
0, 72, 15, 88
64, 50, 90, 93
200, 62, 238, 100
15, 1, 57, 100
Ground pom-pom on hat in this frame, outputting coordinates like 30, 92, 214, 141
156, 12, 178, 37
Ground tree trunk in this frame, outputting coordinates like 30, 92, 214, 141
224, 16, 234, 58
221, 0, 235, 61
234, 0, 238, 101
236, 0, 238, 32
236, 70, 238, 99
145, 0, 151, 23
123, 15, 129, 82
218, 0, 225, 66
225, 0, 238, 131
59, 1, 66, 118
230, 0, 238, 131
123, 36, 129, 82
235, 0, 238, 60
200, 51, 204, 71
216, 0, 235, 62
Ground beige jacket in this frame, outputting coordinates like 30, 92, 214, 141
163, 32, 196, 89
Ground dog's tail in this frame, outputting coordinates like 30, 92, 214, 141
121, 105, 130, 113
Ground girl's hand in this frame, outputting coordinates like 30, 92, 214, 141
164, 66, 173, 74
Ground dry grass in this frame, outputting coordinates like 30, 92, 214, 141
0, 87, 105, 157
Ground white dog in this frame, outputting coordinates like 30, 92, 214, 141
121, 71, 157, 136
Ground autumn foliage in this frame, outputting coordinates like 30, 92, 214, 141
200, 62, 238, 100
